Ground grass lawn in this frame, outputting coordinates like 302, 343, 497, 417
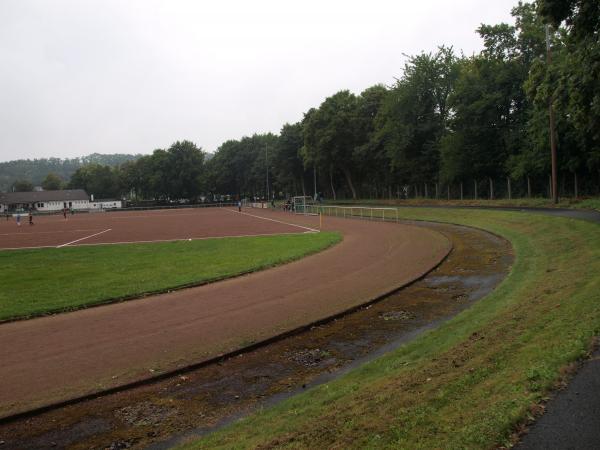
0, 232, 340, 321
180, 208, 600, 449
330, 196, 600, 210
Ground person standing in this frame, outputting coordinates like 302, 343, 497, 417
16, 214, 20, 226
237, 199, 242, 212
63, 208, 67, 219
29, 211, 34, 225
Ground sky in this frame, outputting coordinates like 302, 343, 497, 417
0, 0, 519, 162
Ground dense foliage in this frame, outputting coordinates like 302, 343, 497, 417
0, 153, 140, 193
3, 0, 598, 201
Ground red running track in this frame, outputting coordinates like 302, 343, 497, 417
0, 208, 451, 418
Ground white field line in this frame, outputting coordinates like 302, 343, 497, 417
67, 231, 309, 248
0, 228, 101, 236
0, 244, 65, 251
108, 212, 202, 220
56, 229, 112, 248
0, 231, 310, 251
223, 208, 319, 233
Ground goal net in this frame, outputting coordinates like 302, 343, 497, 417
292, 196, 317, 215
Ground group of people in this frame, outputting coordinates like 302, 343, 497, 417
9, 211, 34, 226
6, 207, 74, 226
282, 199, 295, 212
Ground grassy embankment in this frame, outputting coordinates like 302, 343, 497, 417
330, 196, 600, 210
0, 232, 340, 321
182, 208, 600, 449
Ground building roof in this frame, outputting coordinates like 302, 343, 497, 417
0, 189, 89, 204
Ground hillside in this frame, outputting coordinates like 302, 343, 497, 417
0, 153, 142, 192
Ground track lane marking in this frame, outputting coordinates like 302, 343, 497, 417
56, 229, 112, 248
223, 208, 319, 233
0, 229, 101, 236
60, 232, 308, 247
0, 231, 307, 251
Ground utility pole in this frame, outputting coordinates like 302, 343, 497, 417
265, 144, 269, 202
546, 24, 558, 204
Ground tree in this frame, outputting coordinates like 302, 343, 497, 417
272, 123, 307, 196
41, 173, 63, 190
441, 6, 545, 197
0, 154, 140, 192
12, 179, 34, 192
302, 91, 361, 199
376, 47, 460, 189
206, 134, 277, 199
163, 140, 206, 200
68, 164, 122, 199
535, 0, 600, 188
353, 85, 389, 197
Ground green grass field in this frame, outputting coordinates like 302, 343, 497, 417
0, 232, 340, 321
329, 196, 600, 210
181, 208, 600, 449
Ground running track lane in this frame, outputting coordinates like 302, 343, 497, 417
0, 210, 451, 418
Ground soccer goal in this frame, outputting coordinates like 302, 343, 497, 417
292, 196, 318, 215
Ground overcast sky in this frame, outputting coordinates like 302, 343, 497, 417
0, 0, 519, 162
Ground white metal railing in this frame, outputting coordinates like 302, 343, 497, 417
299, 204, 400, 223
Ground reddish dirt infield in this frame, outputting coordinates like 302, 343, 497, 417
0, 209, 451, 418
0, 206, 313, 250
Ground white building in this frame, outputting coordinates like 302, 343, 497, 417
0, 189, 90, 213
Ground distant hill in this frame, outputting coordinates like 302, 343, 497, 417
0, 153, 142, 192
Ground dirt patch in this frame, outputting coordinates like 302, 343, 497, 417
379, 310, 415, 321
115, 402, 177, 427
286, 348, 335, 368
0, 220, 511, 450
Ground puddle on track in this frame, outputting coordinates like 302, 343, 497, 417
0, 221, 513, 450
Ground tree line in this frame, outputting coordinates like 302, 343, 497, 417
7, 0, 599, 202
2, 154, 140, 193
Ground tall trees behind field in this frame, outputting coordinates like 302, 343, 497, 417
204, 133, 278, 199
252, 0, 597, 200
18, 0, 597, 201
0, 154, 141, 193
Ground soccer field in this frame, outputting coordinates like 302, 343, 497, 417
0, 205, 317, 250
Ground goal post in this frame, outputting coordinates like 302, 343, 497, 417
292, 196, 317, 215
